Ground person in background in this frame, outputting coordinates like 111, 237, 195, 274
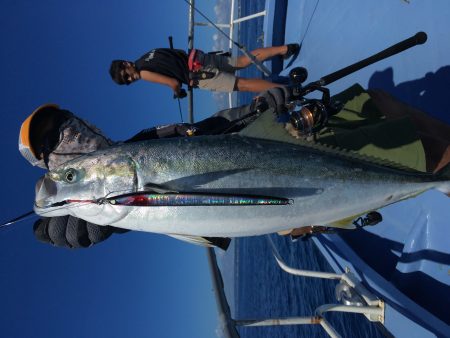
109, 44, 300, 97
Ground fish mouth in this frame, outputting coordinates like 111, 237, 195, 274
35, 199, 53, 209
35, 175, 58, 208
35, 199, 93, 210
34, 175, 94, 209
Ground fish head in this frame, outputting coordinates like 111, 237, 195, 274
34, 151, 138, 218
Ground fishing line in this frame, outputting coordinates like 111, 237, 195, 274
32, 200, 96, 218
5, 198, 103, 226
0, 210, 36, 229
300, 0, 320, 46
168, 35, 185, 123
181, 0, 272, 76
282, 0, 320, 71
177, 98, 184, 123
0, 190, 130, 229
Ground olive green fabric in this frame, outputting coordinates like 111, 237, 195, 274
317, 84, 426, 171
240, 84, 426, 172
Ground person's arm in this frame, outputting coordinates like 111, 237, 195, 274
139, 70, 184, 97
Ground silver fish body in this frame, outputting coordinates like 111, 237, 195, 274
34, 134, 450, 237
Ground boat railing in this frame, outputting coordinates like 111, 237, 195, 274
187, 0, 267, 121
261, 235, 385, 337
207, 234, 385, 338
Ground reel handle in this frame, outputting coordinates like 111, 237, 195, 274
319, 32, 427, 87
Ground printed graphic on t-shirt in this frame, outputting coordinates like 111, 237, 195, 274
145, 50, 155, 62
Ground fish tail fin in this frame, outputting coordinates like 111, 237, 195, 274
434, 162, 450, 196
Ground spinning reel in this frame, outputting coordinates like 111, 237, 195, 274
285, 31, 428, 137
287, 66, 334, 136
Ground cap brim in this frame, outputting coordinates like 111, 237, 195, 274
19, 103, 60, 158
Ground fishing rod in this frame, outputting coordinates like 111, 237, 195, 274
181, 0, 272, 77
0, 210, 35, 229
177, 98, 184, 123
0, 198, 96, 229
287, 31, 428, 137
169, 35, 185, 122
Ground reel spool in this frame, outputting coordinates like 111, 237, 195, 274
289, 100, 328, 136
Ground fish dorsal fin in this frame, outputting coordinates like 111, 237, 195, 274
239, 109, 430, 175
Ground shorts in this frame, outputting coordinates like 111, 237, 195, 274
197, 53, 239, 92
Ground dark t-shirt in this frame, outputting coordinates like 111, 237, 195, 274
134, 48, 189, 85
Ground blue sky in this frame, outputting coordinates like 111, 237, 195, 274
3, 1, 450, 337
0, 1, 226, 337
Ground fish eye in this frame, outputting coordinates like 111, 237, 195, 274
64, 168, 77, 183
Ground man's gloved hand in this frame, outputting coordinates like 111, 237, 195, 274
257, 87, 292, 116
33, 216, 129, 249
173, 88, 187, 99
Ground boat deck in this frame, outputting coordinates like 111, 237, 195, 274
277, 0, 450, 124
262, 0, 450, 337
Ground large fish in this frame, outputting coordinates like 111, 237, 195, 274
34, 112, 450, 237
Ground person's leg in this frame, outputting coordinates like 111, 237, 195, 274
197, 70, 285, 93
197, 71, 236, 92
235, 77, 284, 92
235, 46, 286, 68
234, 44, 299, 68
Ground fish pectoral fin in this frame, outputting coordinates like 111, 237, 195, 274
143, 183, 178, 194
328, 211, 383, 229
168, 234, 231, 251
328, 217, 359, 229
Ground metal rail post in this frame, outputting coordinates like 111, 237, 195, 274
187, 0, 195, 123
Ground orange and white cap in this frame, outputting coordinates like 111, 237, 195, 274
19, 103, 59, 168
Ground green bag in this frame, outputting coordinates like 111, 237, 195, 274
241, 84, 426, 172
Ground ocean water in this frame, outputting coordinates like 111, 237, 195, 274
221, 1, 385, 337
231, 235, 384, 338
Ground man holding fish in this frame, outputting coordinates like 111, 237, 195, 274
18, 86, 450, 249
